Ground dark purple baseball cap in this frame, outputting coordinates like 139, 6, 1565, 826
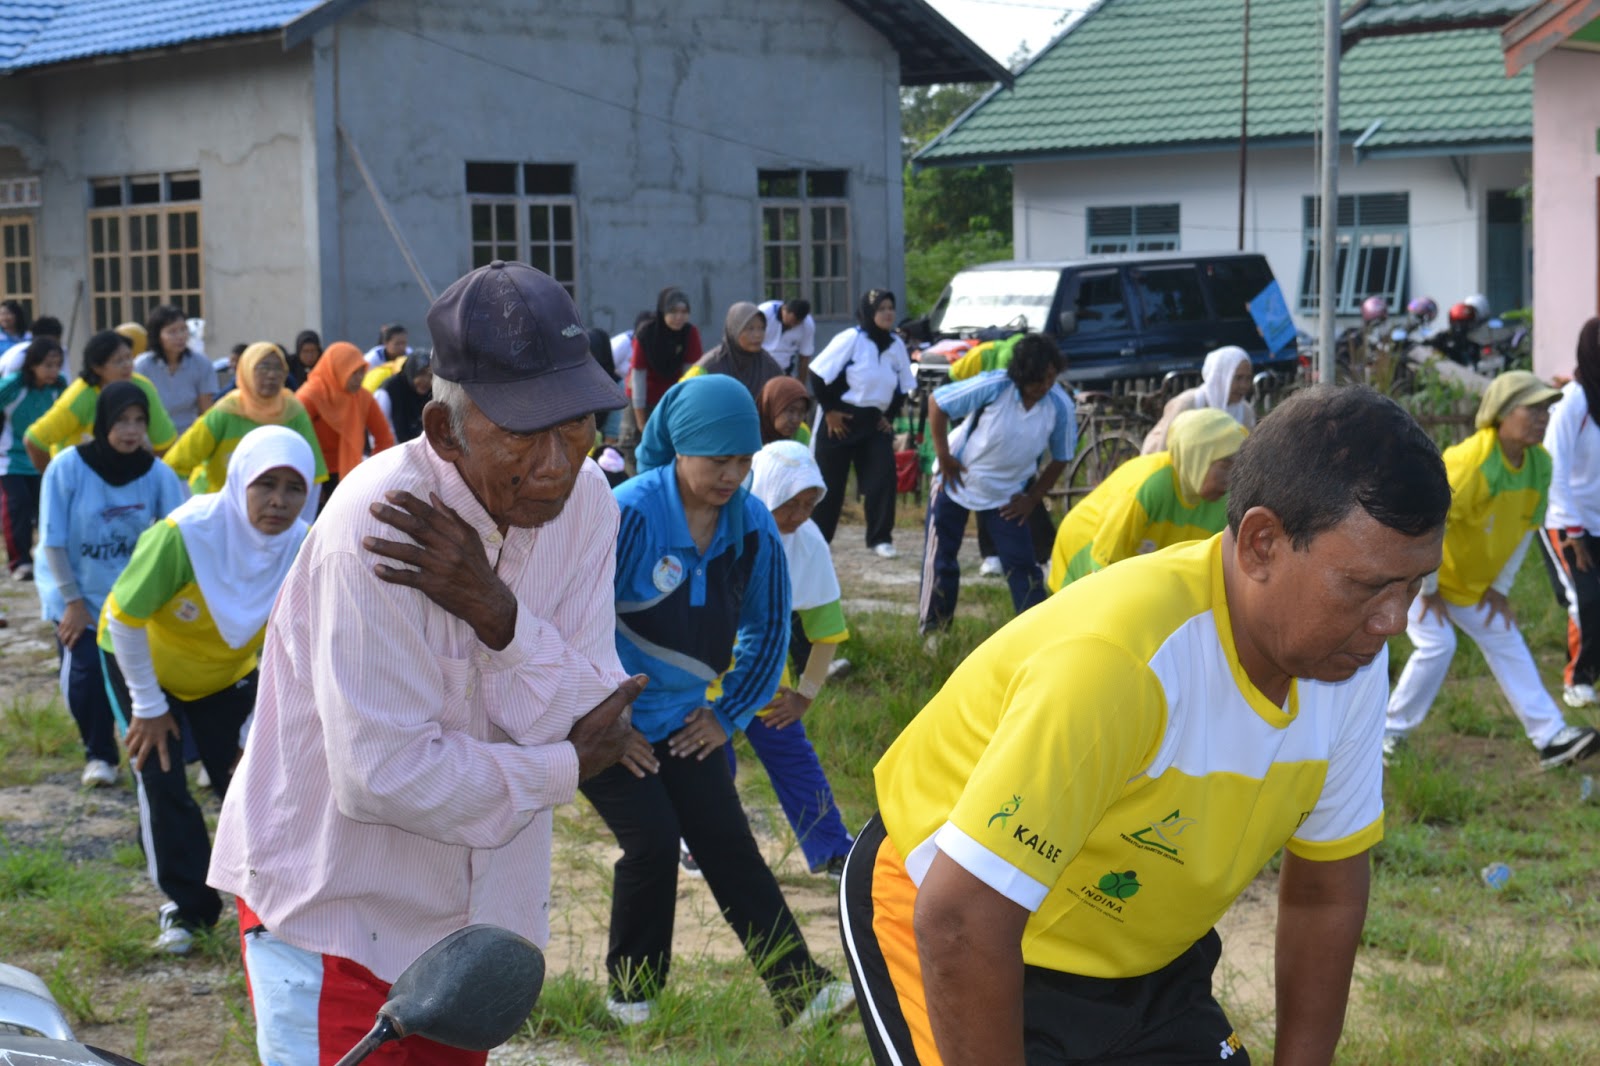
427, 260, 625, 433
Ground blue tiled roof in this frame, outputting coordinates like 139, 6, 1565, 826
0, 0, 322, 72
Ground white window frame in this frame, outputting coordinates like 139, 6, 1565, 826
1299, 193, 1410, 315
466, 163, 578, 303
86, 171, 204, 331
1087, 204, 1180, 255
759, 169, 851, 317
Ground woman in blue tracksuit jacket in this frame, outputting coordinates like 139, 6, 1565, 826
581, 374, 852, 1028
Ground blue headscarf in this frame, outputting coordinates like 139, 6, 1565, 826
636, 375, 762, 473
637, 375, 764, 557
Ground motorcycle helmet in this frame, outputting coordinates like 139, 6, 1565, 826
1406, 296, 1437, 324
1448, 302, 1477, 329
1465, 293, 1491, 321
1360, 295, 1389, 324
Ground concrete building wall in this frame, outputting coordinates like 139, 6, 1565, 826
1012, 144, 1530, 333
1530, 46, 1600, 380
24, 40, 314, 363
322, 0, 905, 345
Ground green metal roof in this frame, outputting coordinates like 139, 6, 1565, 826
916, 0, 1531, 167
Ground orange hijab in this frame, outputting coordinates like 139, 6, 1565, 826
297, 341, 369, 476
218, 342, 302, 425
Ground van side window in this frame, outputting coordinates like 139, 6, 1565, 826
1132, 266, 1208, 326
1072, 271, 1130, 334
1205, 259, 1273, 320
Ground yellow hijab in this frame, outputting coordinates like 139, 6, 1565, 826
217, 342, 304, 425
1167, 408, 1247, 504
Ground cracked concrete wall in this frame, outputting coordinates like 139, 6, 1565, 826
324, 0, 905, 345
25, 41, 313, 363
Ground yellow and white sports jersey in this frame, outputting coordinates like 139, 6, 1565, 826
1437, 427, 1550, 607
875, 535, 1386, 980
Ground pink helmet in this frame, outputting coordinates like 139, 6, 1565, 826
1406, 296, 1437, 324
1360, 296, 1389, 324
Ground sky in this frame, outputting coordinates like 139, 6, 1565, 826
927, 0, 1083, 67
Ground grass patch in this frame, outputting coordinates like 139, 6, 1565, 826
0, 840, 153, 970
0, 695, 79, 786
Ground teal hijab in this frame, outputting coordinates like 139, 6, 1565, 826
636, 375, 762, 472
637, 376, 763, 555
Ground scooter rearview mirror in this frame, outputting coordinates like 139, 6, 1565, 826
333, 925, 545, 1066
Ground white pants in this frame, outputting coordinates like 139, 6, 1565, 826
1386, 596, 1567, 748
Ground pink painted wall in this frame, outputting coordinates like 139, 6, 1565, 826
1532, 47, 1600, 379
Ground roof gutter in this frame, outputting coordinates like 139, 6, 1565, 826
1342, 15, 1519, 53
2, 30, 280, 76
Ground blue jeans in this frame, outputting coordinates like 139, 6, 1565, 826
918, 485, 1047, 634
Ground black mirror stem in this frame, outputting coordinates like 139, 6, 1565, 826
331, 1014, 402, 1066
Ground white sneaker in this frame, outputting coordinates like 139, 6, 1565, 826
790, 980, 856, 1030
81, 759, 117, 788
978, 555, 1003, 577
825, 657, 851, 681
154, 902, 193, 955
195, 764, 211, 788
679, 839, 703, 879
11, 562, 31, 582
605, 998, 653, 1026
1564, 684, 1599, 709
871, 542, 898, 560
1539, 725, 1599, 770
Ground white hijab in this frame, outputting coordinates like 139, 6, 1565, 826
166, 425, 315, 648
1198, 345, 1254, 424
749, 441, 840, 611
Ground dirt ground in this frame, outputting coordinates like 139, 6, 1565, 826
0, 523, 1286, 1063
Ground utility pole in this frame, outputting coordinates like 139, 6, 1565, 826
1237, 0, 1249, 251
1317, 0, 1340, 386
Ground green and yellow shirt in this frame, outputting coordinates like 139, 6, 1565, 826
164, 403, 326, 494
876, 536, 1386, 979
1048, 452, 1227, 592
98, 520, 262, 700
1436, 427, 1549, 607
25, 375, 178, 455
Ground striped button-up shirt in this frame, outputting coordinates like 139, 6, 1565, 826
209, 437, 625, 982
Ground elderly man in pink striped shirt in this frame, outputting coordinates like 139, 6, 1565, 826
210, 261, 651, 1066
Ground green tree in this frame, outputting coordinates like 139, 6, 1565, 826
901, 81, 1014, 315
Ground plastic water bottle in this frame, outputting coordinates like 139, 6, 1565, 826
1582, 775, 1595, 803
1480, 862, 1512, 891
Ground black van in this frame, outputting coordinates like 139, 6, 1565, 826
919, 251, 1299, 389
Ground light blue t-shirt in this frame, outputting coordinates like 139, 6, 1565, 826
37, 448, 187, 621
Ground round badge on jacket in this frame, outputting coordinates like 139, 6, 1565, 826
652, 555, 685, 593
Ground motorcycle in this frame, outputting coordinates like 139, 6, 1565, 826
0, 924, 545, 1065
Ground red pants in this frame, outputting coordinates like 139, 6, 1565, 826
237, 900, 488, 1066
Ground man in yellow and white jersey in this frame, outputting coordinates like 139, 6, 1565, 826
840, 386, 1451, 1066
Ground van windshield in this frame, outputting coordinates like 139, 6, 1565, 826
933, 269, 1061, 334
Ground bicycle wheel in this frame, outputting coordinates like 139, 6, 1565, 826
1062, 430, 1141, 510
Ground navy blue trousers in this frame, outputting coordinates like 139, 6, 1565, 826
733, 712, 854, 872
918, 485, 1047, 634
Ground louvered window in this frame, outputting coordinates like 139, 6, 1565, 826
1299, 193, 1409, 314
1087, 203, 1180, 254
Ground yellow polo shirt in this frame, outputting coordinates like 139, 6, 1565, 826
876, 536, 1386, 979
